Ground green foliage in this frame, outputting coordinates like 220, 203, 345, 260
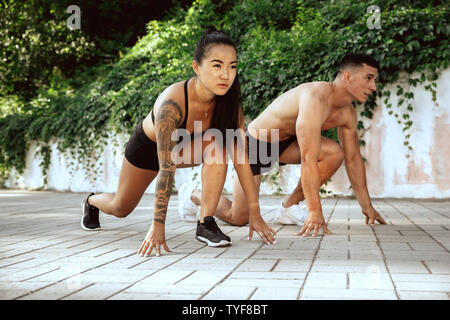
0, 0, 95, 99
1, 0, 449, 188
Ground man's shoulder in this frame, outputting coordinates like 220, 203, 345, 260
339, 104, 358, 130
298, 81, 334, 99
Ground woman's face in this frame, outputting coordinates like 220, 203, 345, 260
193, 44, 237, 96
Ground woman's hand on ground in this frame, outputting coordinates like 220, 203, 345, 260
137, 223, 171, 257
248, 214, 277, 245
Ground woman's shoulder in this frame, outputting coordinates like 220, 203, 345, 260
158, 80, 185, 101
153, 79, 188, 114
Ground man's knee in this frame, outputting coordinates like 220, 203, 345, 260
323, 141, 344, 165
229, 207, 249, 226
230, 216, 249, 226
334, 145, 344, 164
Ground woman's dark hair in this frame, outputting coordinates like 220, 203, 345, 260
193, 27, 242, 143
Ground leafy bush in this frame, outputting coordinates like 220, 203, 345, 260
1, 0, 449, 186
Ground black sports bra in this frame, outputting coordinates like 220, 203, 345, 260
151, 79, 189, 130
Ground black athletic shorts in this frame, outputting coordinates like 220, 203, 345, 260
124, 121, 298, 174
124, 120, 195, 171
124, 120, 159, 171
246, 132, 297, 176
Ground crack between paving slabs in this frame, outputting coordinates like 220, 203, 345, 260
296, 197, 338, 300
384, 200, 450, 253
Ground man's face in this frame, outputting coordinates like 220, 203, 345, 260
345, 63, 378, 103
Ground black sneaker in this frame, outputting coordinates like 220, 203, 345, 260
196, 216, 231, 247
81, 193, 101, 231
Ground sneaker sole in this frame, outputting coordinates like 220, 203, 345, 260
80, 200, 101, 231
195, 236, 231, 247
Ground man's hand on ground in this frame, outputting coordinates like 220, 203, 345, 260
296, 212, 332, 237
362, 206, 387, 227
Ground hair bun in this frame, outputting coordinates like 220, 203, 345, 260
205, 25, 218, 34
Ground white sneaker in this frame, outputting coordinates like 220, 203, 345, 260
296, 202, 309, 226
178, 182, 200, 221
273, 202, 308, 226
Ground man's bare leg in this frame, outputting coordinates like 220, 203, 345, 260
192, 136, 343, 224
281, 137, 344, 208
191, 174, 262, 226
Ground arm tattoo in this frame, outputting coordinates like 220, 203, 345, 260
153, 99, 183, 224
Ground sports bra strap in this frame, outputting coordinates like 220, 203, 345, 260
151, 79, 189, 129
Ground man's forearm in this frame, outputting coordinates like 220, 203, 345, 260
301, 160, 323, 214
345, 157, 372, 211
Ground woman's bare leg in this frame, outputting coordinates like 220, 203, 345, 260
88, 157, 158, 218
198, 141, 228, 223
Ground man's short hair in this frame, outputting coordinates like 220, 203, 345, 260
337, 53, 379, 75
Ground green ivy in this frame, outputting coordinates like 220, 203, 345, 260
1, 0, 449, 189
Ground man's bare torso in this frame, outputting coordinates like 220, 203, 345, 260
247, 82, 352, 142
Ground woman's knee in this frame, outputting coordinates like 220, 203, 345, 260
112, 202, 134, 218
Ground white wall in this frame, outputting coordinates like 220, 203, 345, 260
6, 69, 450, 198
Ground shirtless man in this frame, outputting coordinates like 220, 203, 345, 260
189, 53, 387, 237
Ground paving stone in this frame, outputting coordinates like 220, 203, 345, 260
398, 291, 450, 300
273, 259, 311, 272
202, 285, 255, 300
18, 280, 94, 300
0, 266, 59, 282
300, 288, 397, 300
423, 260, 450, 274
391, 274, 450, 282
303, 272, 347, 289
136, 269, 195, 285
177, 270, 229, 286
219, 278, 303, 288
250, 287, 299, 300
236, 259, 277, 272
385, 260, 430, 274
109, 292, 200, 300
0, 280, 53, 300
230, 271, 306, 280
349, 272, 394, 290
394, 281, 450, 292
1, 191, 449, 300
124, 283, 212, 295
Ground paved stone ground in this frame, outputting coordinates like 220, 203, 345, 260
0, 190, 449, 300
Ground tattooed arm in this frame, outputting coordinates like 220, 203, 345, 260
137, 98, 183, 257
153, 99, 183, 225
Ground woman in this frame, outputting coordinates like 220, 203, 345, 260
81, 28, 277, 257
